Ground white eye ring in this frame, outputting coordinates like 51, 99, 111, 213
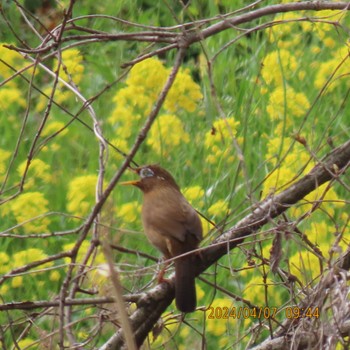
140, 167, 154, 178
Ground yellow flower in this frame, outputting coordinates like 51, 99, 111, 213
11, 276, 23, 288
116, 201, 141, 224
0, 285, 9, 296
196, 283, 205, 304
206, 297, 236, 339
200, 216, 214, 237
324, 37, 336, 48
179, 326, 190, 341
244, 276, 282, 307
291, 183, 344, 219
263, 136, 344, 220
208, 200, 229, 220
66, 175, 98, 217
126, 57, 167, 101
183, 186, 205, 207
63, 241, 106, 287
41, 121, 68, 138
146, 114, 190, 156
266, 86, 310, 123
8, 248, 53, 288
261, 49, 298, 86
289, 247, 327, 284
0, 252, 9, 274
108, 58, 202, 133
166, 68, 203, 112
315, 45, 350, 92
268, 13, 304, 49
36, 87, 77, 112
1, 192, 50, 233
204, 117, 239, 165
16, 338, 36, 348
0, 87, 26, 109
263, 136, 310, 195
17, 159, 51, 190
49, 270, 61, 282
12, 248, 51, 268
0, 252, 9, 264
110, 138, 129, 160
0, 43, 27, 80
54, 48, 84, 84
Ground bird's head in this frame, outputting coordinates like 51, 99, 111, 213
120, 164, 180, 193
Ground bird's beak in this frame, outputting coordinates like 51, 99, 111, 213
120, 166, 142, 186
119, 180, 140, 186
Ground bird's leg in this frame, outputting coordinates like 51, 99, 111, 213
157, 258, 171, 284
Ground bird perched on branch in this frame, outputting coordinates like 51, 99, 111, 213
121, 164, 203, 312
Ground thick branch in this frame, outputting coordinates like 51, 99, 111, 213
199, 139, 350, 269
6, 2, 350, 58
195, 1, 350, 43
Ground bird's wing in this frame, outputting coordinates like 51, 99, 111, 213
142, 187, 203, 244
180, 198, 203, 242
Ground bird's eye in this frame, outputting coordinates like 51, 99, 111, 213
140, 167, 154, 178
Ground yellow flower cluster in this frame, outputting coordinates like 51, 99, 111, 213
206, 297, 237, 347
263, 136, 343, 220
291, 182, 344, 219
35, 86, 75, 112
261, 49, 298, 86
0, 87, 26, 109
17, 159, 52, 190
266, 86, 310, 122
54, 48, 85, 85
204, 117, 239, 164
288, 217, 348, 285
263, 135, 312, 195
146, 114, 190, 156
63, 240, 120, 292
32, 48, 85, 113
66, 175, 98, 217
0, 43, 28, 110
1, 192, 50, 233
165, 68, 203, 112
0, 44, 26, 81
244, 276, 282, 309
268, 11, 342, 49
314, 45, 350, 92
183, 185, 205, 207
40, 121, 69, 152
108, 57, 202, 159
109, 138, 129, 160
208, 199, 229, 220
125, 58, 168, 108
41, 121, 68, 138
0, 252, 10, 274
0, 248, 52, 290
116, 201, 141, 224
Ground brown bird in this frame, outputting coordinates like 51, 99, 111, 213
121, 164, 203, 312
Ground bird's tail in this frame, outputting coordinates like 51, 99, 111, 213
175, 255, 196, 313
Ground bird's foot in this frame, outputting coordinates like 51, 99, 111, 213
156, 259, 171, 284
